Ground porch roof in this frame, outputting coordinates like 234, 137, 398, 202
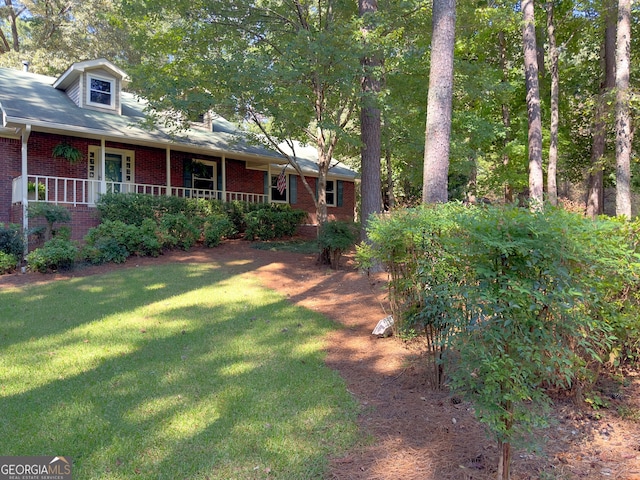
0, 66, 358, 180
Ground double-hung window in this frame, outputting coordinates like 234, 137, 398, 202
325, 180, 336, 206
87, 75, 115, 108
192, 161, 216, 191
271, 174, 287, 203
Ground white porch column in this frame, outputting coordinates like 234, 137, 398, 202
221, 155, 226, 201
21, 124, 31, 259
267, 164, 271, 202
166, 147, 171, 196
100, 138, 106, 194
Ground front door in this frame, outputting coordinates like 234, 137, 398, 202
105, 153, 122, 192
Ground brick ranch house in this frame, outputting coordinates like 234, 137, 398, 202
0, 58, 357, 243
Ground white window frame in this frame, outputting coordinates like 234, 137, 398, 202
86, 73, 115, 109
270, 173, 288, 203
326, 179, 336, 207
192, 159, 217, 191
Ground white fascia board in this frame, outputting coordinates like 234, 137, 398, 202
3, 115, 285, 164
254, 162, 357, 181
53, 59, 130, 90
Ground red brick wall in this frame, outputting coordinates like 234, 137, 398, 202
29, 133, 89, 178
0, 137, 21, 223
290, 176, 356, 224
226, 159, 265, 193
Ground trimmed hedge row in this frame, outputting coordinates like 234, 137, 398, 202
9, 194, 307, 272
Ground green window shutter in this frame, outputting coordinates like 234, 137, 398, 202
337, 180, 344, 207
289, 175, 297, 204
183, 159, 192, 187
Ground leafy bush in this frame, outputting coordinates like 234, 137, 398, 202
159, 213, 200, 250
0, 252, 18, 274
83, 219, 163, 264
82, 238, 130, 265
26, 237, 78, 273
222, 201, 264, 234
203, 214, 236, 247
0, 223, 24, 258
96, 193, 228, 226
360, 203, 640, 477
356, 203, 466, 386
27, 203, 71, 241
96, 192, 305, 246
135, 218, 163, 257
244, 205, 307, 241
318, 220, 358, 268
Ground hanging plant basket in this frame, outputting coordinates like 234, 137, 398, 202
52, 142, 83, 163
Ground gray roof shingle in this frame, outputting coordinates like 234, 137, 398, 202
0, 66, 357, 180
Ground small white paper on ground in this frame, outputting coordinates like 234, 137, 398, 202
372, 315, 394, 337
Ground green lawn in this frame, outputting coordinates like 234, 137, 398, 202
0, 261, 360, 479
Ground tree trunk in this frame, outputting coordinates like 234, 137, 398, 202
546, 2, 558, 206
316, 142, 329, 226
496, 398, 514, 480
586, 0, 616, 219
497, 439, 512, 480
499, 31, 513, 203
522, 0, 544, 209
0, 28, 11, 53
422, 0, 456, 204
359, 0, 383, 240
615, 0, 632, 218
5, 0, 20, 52
385, 148, 395, 209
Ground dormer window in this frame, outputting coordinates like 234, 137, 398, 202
87, 74, 115, 108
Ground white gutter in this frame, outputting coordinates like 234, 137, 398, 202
2, 115, 287, 165
166, 147, 171, 196
221, 155, 226, 200
21, 124, 31, 260
100, 138, 106, 195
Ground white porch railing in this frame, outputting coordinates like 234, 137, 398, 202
12, 175, 268, 206
12, 175, 101, 206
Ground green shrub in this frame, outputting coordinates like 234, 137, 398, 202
85, 220, 138, 250
360, 203, 640, 476
135, 218, 163, 257
159, 213, 200, 250
27, 203, 72, 241
96, 193, 228, 227
0, 223, 24, 258
82, 238, 130, 265
244, 205, 306, 241
203, 214, 237, 247
223, 201, 263, 234
0, 252, 18, 274
318, 220, 358, 268
83, 219, 163, 264
96, 193, 156, 225
356, 203, 465, 336
26, 237, 78, 273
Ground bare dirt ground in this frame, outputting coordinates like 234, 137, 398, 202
2, 240, 640, 480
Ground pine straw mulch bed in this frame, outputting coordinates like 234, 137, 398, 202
2, 240, 640, 480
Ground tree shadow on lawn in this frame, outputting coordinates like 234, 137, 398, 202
0, 259, 250, 349
0, 262, 359, 479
